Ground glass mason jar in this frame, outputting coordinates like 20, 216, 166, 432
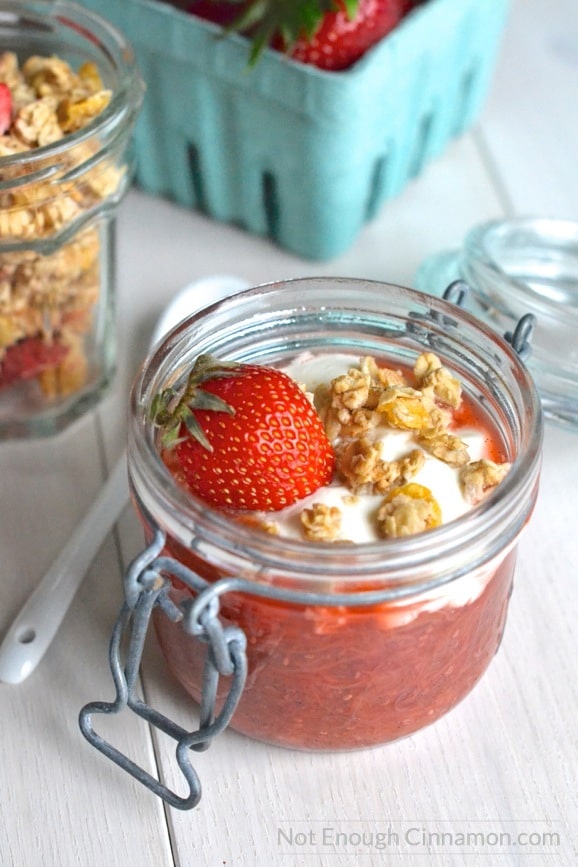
415, 217, 578, 431
0, 0, 144, 438
127, 278, 543, 753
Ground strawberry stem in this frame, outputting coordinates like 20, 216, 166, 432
196, 0, 360, 64
151, 354, 239, 450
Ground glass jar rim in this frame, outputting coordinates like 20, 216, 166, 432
128, 278, 543, 595
0, 0, 144, 175
459, 216, 578, 429
463, 216, 578, 322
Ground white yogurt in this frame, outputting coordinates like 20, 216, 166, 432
276, 352, 487, 544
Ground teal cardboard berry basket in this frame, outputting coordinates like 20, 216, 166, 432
77, 0, 510, 260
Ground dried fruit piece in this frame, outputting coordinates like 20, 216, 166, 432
0, 82, 12, 134
377, 482, 442, 537
0, 335, 68, 390
376, 386, 432, 431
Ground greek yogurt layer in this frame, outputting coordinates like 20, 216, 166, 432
270, 352, 493, 545
269, 432, 485, 543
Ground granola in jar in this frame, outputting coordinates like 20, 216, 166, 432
0, 53, 118, 399
0, 2, 143, 438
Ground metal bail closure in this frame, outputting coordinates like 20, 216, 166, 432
79, 529, 413, 809
78, 528, 248, 811
503, 313, 536, 361
442, 279, 470, 307
442, 280, 537, 362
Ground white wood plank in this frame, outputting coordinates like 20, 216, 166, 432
0, 416, 105, 614
480, 0, 578, 218
0, 424, 173, 866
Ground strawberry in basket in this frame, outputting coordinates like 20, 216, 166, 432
187, 0, 411, 70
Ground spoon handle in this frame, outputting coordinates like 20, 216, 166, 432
0, 454, 129, 684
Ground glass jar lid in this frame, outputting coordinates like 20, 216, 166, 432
415, 217, 578, 430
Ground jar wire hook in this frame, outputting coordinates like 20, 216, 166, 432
79, 528, 248, 810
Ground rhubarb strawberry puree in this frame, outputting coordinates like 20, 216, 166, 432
153, 543, 515, 750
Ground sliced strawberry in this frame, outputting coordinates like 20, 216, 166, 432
0, 82, 12, 135
152, 354, 335, 511
0, 336, 68, 390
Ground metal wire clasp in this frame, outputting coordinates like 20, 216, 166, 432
78, 528, 247, 810
443, 280, 537, 361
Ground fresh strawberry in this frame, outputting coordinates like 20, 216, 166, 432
277, 0, 405, 71
0, 336, 68, 390
151, 354, 335, 511
187, 0, 405, 70
0, 82, 12, 135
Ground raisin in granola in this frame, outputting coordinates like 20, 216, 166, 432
377, 483, 443, 538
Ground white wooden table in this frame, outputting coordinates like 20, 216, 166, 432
1, 0, 577, 864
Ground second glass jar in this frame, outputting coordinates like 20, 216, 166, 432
0, 1, 144, 438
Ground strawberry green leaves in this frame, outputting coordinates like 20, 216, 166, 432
151, 354, 335, 511
151, 354, 238, 449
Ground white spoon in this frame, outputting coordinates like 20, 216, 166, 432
0, 274, 249, 684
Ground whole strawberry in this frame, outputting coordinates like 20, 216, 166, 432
278, 0, 405, 71
187, 0, 405, 70
151, 354, 335, 511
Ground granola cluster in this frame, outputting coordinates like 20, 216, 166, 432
0, 52, 122, 399
254, 353, 511, 542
